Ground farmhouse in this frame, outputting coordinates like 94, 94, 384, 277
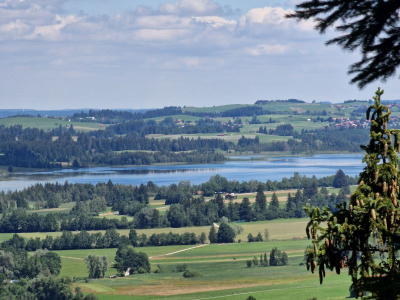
225, 193, 237, 200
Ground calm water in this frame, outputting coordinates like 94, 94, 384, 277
0, 154, 365, 191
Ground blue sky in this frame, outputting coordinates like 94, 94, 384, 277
0, 0, 399, 109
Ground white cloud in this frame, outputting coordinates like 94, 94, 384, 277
193, 16, 236, 30
159, 0, 224, 16
133, 28, 191, 42
0, 19, 31, 35
245, 44, 289, 56
0, 0, 320, 72
28, 14, 82, 40
237, 6, 315, 37
163, 56, 224, 69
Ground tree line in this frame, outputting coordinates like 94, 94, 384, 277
21, 229, 205, 252
0, 171, 355, 233
0, 234, 96, 299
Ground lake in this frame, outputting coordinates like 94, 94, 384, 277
0, 154, 365, 191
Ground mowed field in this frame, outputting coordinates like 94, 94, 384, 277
0, 117, 106, 132
3, 218, 353, 299
0, 218, 310, 244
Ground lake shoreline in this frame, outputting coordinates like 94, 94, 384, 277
0, 154, 365, 192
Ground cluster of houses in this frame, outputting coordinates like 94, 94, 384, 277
192, 191, 237, 200
329, 117, 369, 129
329, 104, 346, 109
329, 116, 400, 129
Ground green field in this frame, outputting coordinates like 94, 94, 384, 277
147, 115, 202, 122
183, 104, 248, 114
28, 202, 75, 214
0, 218, 310, 244
0, 117, 106, 132
25, 217, 352, 299
1, 216, 357, 299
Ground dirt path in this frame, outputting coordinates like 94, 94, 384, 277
149, 244, 208, 259
60, 244, 208, 261
60, 256, 84, 261
193, 282, 346, 300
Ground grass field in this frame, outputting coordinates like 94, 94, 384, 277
0, 218, 310, 244
147, 115, 202, 122
183, 105, 248, 114
28, 202, 75, 214
44, 217, 352, 300
147, 132, 290, 144
0, 117, 105, 132
1, 215, 356, 299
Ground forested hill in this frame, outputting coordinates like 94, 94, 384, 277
2, 99, 399, 169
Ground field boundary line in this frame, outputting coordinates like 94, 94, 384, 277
150, 244, 208, 259
60, 256, 84, 261
193, 282, 347, 300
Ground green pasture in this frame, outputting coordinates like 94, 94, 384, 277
28, 202, 75, 214
0, 117, 105, 132
94, 214, 134, 221
61, 239, 351, 300
146, 115, 201, 122
147, 132, 291, 144
183, 104, 248, 114
0, 218, 310, 244
2, 215, 356, 299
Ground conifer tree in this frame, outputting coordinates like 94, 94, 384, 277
333, 169, 348, 188
264, 252, 268, 267
255, 184, 267, 212
269, 192, 280, 212
304, 88, 400, 298
208, 225, 218, 244
239, 197, 252, 222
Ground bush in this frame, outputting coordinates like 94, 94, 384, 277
217, 223, 236, 243
246, 260, 252, 268
269, 247, 289, 266
182, 269, 200, 278
154, 264, 165, 274
252, 256, 259, 266
176, 264, 188, 272
247, 233, 255, 243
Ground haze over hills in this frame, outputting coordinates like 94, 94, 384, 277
0, 109, 150, 118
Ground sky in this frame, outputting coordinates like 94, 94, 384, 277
0, 0, 399, 109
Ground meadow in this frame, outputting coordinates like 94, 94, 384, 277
0, 117, 105, 132
35, 217, 353, 300
0, 218, 310, 244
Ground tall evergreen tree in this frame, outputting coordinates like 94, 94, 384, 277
285, 193, 296, 217
213, 193, 226, 218
332, 169, 348, 188
239, 198, 252, 222
305, 89, 400, 298
255, 184, 267, 213
208, 225, 218, 244
228, 199, 239, 221
269, 192, 280, 212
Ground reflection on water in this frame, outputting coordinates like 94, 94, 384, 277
0, 154, 365, 191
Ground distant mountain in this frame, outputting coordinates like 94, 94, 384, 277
255, 99, 305, 104
381, 100, 400, 104
0, 109, 149, 118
